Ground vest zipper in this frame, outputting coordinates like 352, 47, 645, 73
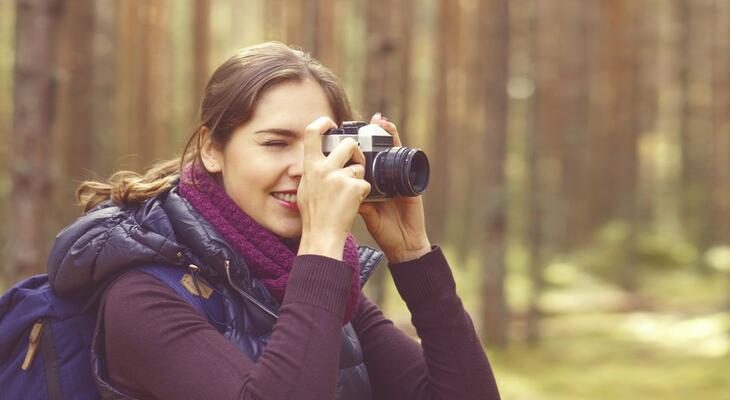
224, 260, 278, 321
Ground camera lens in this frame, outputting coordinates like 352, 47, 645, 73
408, 151, 429, 193
373, 147, 430, 197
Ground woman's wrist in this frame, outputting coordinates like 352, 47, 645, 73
298, 231, 346, 260
385, 238, 432, 264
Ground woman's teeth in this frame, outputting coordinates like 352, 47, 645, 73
272, 193, 297, 203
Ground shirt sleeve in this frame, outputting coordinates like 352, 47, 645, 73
352, 246, 501, 400
103, 255, 355, 400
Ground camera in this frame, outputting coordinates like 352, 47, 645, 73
322, 121, 430, 201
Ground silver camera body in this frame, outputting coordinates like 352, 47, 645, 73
322, 121, 430, 201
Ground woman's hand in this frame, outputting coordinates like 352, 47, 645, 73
297, 117, 372, 260
358, 113, 431, 263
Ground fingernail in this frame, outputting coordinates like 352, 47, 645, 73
374, 112, 382, 119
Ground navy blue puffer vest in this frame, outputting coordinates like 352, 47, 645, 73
47, 185, 383, 400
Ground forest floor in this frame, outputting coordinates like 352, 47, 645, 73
374, 250, 730, 400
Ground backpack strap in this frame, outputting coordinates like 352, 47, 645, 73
38, 320, 64, 400
135, 265, 226, 330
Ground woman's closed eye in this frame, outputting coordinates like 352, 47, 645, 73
262, 140, 287, 147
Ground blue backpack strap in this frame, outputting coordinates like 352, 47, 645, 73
39, 322, 64, 400
134, 265, 226, 331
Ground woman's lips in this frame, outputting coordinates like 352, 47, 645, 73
271, 193, 299, 211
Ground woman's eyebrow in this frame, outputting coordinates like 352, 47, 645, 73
253, 128, 299, 137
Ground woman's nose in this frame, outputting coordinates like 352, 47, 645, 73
288, 152, 304, 178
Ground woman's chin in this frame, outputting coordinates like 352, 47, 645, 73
271, 224, 302, 239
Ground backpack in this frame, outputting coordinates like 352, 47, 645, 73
0, 265, 222, 400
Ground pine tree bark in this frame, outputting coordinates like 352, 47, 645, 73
616, 0, 641, 291
362, 0, 413, 305
264, 0, 284, 41
116, 1, 170, 170
10, 0, 63, 281
478, 0, 510, 348
525, 0, 551, 345
713, 0, 730, 245
677, 0, 716, 272
314, 0, 342, 75
91, 0, 117, 176
52, 0, 94, 228
193, 0, 210, 108
426, 0, 459, 245
283, 0, 312, 50
561, 0, 590, 252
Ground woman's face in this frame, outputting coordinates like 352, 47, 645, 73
201, 79, 335, 239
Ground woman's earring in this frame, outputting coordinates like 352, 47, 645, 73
204, 158, 219, 171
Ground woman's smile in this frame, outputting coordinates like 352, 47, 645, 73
271, 191, 299, 211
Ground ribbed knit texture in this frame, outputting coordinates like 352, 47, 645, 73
285, 255, 355, 317
389, 246, 453, 307
178, 163, 361, 323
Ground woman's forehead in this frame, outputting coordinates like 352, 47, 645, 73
248, 80, 334, 128
258, 79, 328, 107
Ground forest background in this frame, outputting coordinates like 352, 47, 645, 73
1, 0, 729, 398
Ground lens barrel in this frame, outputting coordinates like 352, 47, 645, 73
373, 147, 430, 197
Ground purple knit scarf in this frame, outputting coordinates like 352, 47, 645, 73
178, 163, 361, 324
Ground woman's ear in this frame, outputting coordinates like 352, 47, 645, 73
199, 126, 223, 174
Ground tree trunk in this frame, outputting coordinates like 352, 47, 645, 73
0, 1, 15, 274
573, 0, 600, 247
621, 1, 641, 291
116, 1, 170, 170
677, 0, 693, 235
193, 0, 210, 108
362, 0, 413, 305
478, 0, 510, 348
52, 0, 94, 227
314, 0, 340, 72
91, 0, 118, 177
283, 0, 313, 50
116, 1, 140, 169
525, 0, 549, 345
426, 0, 459, 246
677, 0, 716, 272
10, 0, 62, 281
453, 0, 479, 263
142, 1, 170, 163
712, 0, 730, 245
264, 0, 284, 41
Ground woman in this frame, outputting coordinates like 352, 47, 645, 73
48, 42, 500, 400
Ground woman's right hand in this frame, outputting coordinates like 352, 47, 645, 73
297, 116, 371, 260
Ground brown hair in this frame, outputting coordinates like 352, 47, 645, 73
77, 42, 353, 212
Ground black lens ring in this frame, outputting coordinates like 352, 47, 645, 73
372, 147, 430, 197
371, 151, 386, 195
386, 148, 401, 195
398, 148, 413, 196
406, 149, 429, 195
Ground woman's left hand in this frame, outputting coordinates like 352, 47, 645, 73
358, 113, 432, 263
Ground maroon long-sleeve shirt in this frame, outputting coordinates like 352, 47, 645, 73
103, 246, 500, 399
